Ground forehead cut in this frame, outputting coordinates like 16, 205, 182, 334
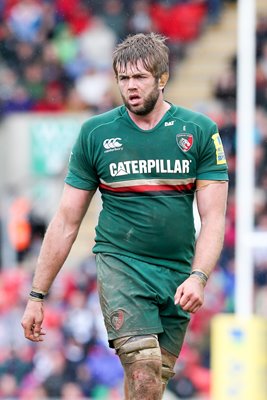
113, 33, 169, 78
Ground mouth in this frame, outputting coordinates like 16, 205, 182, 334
128, 94, 141, 106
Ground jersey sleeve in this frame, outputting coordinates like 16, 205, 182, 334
196, 122, 228, 181
65, 123, 99, 190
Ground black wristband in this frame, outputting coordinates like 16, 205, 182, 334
29, 290, 46, 300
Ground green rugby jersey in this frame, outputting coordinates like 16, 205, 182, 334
65, 103, 228, 272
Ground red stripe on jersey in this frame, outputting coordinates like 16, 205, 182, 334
99, 182, 195, 193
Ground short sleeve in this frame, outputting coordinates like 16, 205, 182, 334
65, 124, 99, 190
196, 123, 228, 181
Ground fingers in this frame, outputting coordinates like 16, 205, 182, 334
21, 318, 33, 340
21, 301, 46, 342
21, 318, 45, 342
21, 320, 46, 342
174, 279, 204, 313
174, 286, 183, 305
179, 294, 202, 313
33, 323, 46, 341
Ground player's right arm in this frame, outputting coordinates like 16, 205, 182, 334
21, 184, 96, 342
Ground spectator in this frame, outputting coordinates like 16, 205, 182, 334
0, 68, 19, 103
78, 17, 117, 70
75, 67, 114, 112
0, 373, 19, 398
214, 67, 237, 106
7, 0, 45, 43
128, 0, 156, 35
101, 0, 128, 42
32, 82, 65, 112
22, 63, 46, 102
2, 85, 34, 113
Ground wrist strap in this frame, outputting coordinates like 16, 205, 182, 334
29, 290, 47, 302
190, 270, 208, 285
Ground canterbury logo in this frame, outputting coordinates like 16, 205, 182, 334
103, 138, 122, 150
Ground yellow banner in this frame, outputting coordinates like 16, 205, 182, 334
211, 314, 267, 400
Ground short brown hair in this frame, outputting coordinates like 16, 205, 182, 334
112, 33, 169, 80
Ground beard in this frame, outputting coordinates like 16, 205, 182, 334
122, 85, 160, 116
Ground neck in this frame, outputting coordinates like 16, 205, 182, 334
128, 100, 171, 130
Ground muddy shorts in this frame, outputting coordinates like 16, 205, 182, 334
96, 252, 190, 357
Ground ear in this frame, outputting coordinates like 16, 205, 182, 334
158, 72, 169, 90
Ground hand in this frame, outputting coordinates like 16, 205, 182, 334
174, 276, 205, 313
21, 300, 46, 342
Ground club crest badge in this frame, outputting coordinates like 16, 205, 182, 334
176, 134, 193, 152
110, 309, 124, 330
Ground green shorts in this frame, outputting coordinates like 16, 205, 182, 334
96, 252, 190, 357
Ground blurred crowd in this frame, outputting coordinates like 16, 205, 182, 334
1, 0, 267, 399
0, 0, 215, 117
0, 259, 125, 399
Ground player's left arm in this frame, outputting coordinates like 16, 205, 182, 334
192, 179, 229, 276
174, 179, 228, 313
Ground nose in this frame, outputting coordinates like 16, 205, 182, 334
128, 77, 137, 89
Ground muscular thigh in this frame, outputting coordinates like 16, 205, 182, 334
96, 253, 190, 356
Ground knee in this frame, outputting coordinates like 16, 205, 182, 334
125, 360, 162, 400
131, 360, 161, 384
